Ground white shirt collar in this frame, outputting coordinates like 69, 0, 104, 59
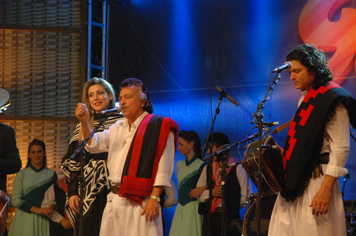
121, 111, 149, 130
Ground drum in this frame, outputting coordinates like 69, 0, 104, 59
242, 194, 277, 236
344, 200, 356, 236
242, 135, 285, 197
0, 190, 10, 236
345, 212, 356, 236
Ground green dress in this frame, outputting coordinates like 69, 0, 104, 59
9, 164, 57, 236
169, 157, 205, 236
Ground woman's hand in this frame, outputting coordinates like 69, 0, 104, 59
189, 186, 207, 198
69, 195, 80, 213
60, 218, 73, 229
75, 103, 89, 123
30, 206, 53, 215
48, 204, 56, 212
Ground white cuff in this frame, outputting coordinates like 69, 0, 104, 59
323, 164, 348, 178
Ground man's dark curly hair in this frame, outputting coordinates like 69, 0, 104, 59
286, 44, 332, 89
120, 77, 153, 114
206, 132, 230, 148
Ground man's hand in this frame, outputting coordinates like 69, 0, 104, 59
141, 198, 160, 222
275, 142, 284, 157
69, 195, 80, 213
212, 186, 222, 197
309, 175, 336, 216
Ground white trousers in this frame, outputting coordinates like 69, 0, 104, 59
100, 192, 163, 236
268, 173, 346, 236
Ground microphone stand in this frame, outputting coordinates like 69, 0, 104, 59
203, 133, 258, 236
201, 92, 224, 236
202, 88, 240, 236
250, 72, 282, 236
70, 116, 108, 236
220, 158, 228, 236
203, 142, 240, 236
341, 174, 350, 199
202, 92, 224, 157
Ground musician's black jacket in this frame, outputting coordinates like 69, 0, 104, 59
0, 123, 21, 192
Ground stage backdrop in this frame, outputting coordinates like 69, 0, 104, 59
106, 0, 356, 234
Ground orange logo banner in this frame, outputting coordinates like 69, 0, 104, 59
299, 0, 356, 84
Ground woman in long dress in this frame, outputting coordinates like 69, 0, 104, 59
169, 130, 206, 236
61, 77, 122, 235
9, 139, 57, 236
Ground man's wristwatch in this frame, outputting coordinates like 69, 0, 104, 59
150, 195, 160, 202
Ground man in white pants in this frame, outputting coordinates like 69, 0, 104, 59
268, 44, 356, 236
72, 78, 178, 236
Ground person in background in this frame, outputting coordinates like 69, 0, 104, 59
169, 130, 206, 236
197, 132, 254, 236
61, 77, 122, 235
268, 44, 356, 236
76, 77, 178, 236
0, 123, 22, 193
161, 179, 179, 209
0, 121, 22, 236
160, 178, 178, 233
41, 176, 73, 236
9, 139, 57, 236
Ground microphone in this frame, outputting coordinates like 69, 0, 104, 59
212, 83, 239, 106
247, 133, 258, 139
272, 61, 292, 73
99, 107, 122, 115
263, 121, 279, 127
260, 144, 278, 150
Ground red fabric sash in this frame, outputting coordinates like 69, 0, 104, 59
211, 157, 237, 213
119, 114, 179, 204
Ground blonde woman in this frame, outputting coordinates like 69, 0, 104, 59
61, 78, 122, 236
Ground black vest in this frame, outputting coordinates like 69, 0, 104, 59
50, 182, 74, 236
225, 165, 241, 221
208, 165, 241, 221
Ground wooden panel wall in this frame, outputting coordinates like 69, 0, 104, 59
0, 0, 87, 195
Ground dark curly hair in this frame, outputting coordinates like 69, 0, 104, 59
286, 44, 332, 89
179, 130, 202, 159
206, 132, 230, 148
120, 77, 153, 114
